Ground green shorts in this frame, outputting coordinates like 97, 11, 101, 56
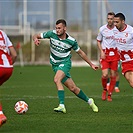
52, 60, 71, 83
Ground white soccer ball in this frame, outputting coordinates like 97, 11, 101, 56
14, 101, 28, 114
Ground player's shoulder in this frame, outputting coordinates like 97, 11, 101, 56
0, 29, 6, 36
46, 30, 55, 34
67, 33, 76, 42
123, 24, 133, 34
99, 24, 107, 32
126, 24, 133, 30
42, 30, 56, 37
0, 29, 3, 33
113, 26, 119, 32
127, 24, 133, 28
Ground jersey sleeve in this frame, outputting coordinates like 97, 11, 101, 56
72, 40, 80, 52
6, 35, 13, 48
41, 30, 53, 39
97, 28, 103, 42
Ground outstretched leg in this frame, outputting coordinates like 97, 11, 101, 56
64, 78, 98, 112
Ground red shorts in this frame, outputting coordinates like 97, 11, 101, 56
100, 59, 119, 71
121, 60, 133, 75
0, 67, 13, 85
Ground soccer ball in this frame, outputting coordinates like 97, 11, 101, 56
14, 101, 28, 114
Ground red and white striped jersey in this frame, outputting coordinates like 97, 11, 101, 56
97, 24, 117, 49
0, 30, 13, 67
113, 24, 133, 62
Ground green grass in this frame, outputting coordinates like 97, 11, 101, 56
0, 65, 133, 133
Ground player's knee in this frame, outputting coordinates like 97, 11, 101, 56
54, 77, 61, 84
102, 74, 108, 79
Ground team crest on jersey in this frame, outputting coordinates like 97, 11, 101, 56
59, 64, 64, 67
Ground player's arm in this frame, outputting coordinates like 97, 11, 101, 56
77, 49, 99, 70
97, 41, 105, 59
5, 33, 17, 64
33, 33, 42, 46
9, 46, 17, 64
97, 27, 105, 59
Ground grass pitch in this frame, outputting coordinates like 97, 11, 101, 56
0, 65, 133, 133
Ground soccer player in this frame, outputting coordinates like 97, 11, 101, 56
97, 12, 120, 101
113, 13, 133, 88
33, 19, 99, 113
0, 30, 17, 127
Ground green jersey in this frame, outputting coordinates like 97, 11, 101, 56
41, 30, 80, 65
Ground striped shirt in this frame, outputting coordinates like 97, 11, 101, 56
41, 30, 80, 65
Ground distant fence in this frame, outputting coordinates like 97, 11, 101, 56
0, 25, 98, 66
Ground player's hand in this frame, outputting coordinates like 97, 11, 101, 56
91, 64, 99, 70
34, 38, 40, 46
100, 51, 106, 59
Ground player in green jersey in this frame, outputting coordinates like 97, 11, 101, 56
33, 19, 99, 113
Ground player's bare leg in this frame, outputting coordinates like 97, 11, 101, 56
53, 70, 66, 113
124, 71, 133, 88
64, 78, 98, 112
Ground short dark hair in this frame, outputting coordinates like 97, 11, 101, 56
107, 12, 115, 16
56, 19, 67, 26
115, 13, 125, 21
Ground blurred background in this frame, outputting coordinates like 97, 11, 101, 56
0, 0, 133, 66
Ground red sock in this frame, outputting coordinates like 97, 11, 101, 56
101, 76, 108, 90
0, 103, 2, 111
108, 76, 116, 95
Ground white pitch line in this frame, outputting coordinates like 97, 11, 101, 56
0, 94, 132, 101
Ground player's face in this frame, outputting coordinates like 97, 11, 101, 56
107, 15, 114, 26
114, 17, 124, 31
55, 23, 66, 36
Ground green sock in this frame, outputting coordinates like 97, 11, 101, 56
77, 90, 89, 102
58, 90, 65, 104
115, 81, 119, 87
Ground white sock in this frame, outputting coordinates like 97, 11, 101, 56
0, 111, 3, 114
115, 87, 118, 89
88, 99, 92, 105
107, 83, 110, 86
59, 104, 65, 108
